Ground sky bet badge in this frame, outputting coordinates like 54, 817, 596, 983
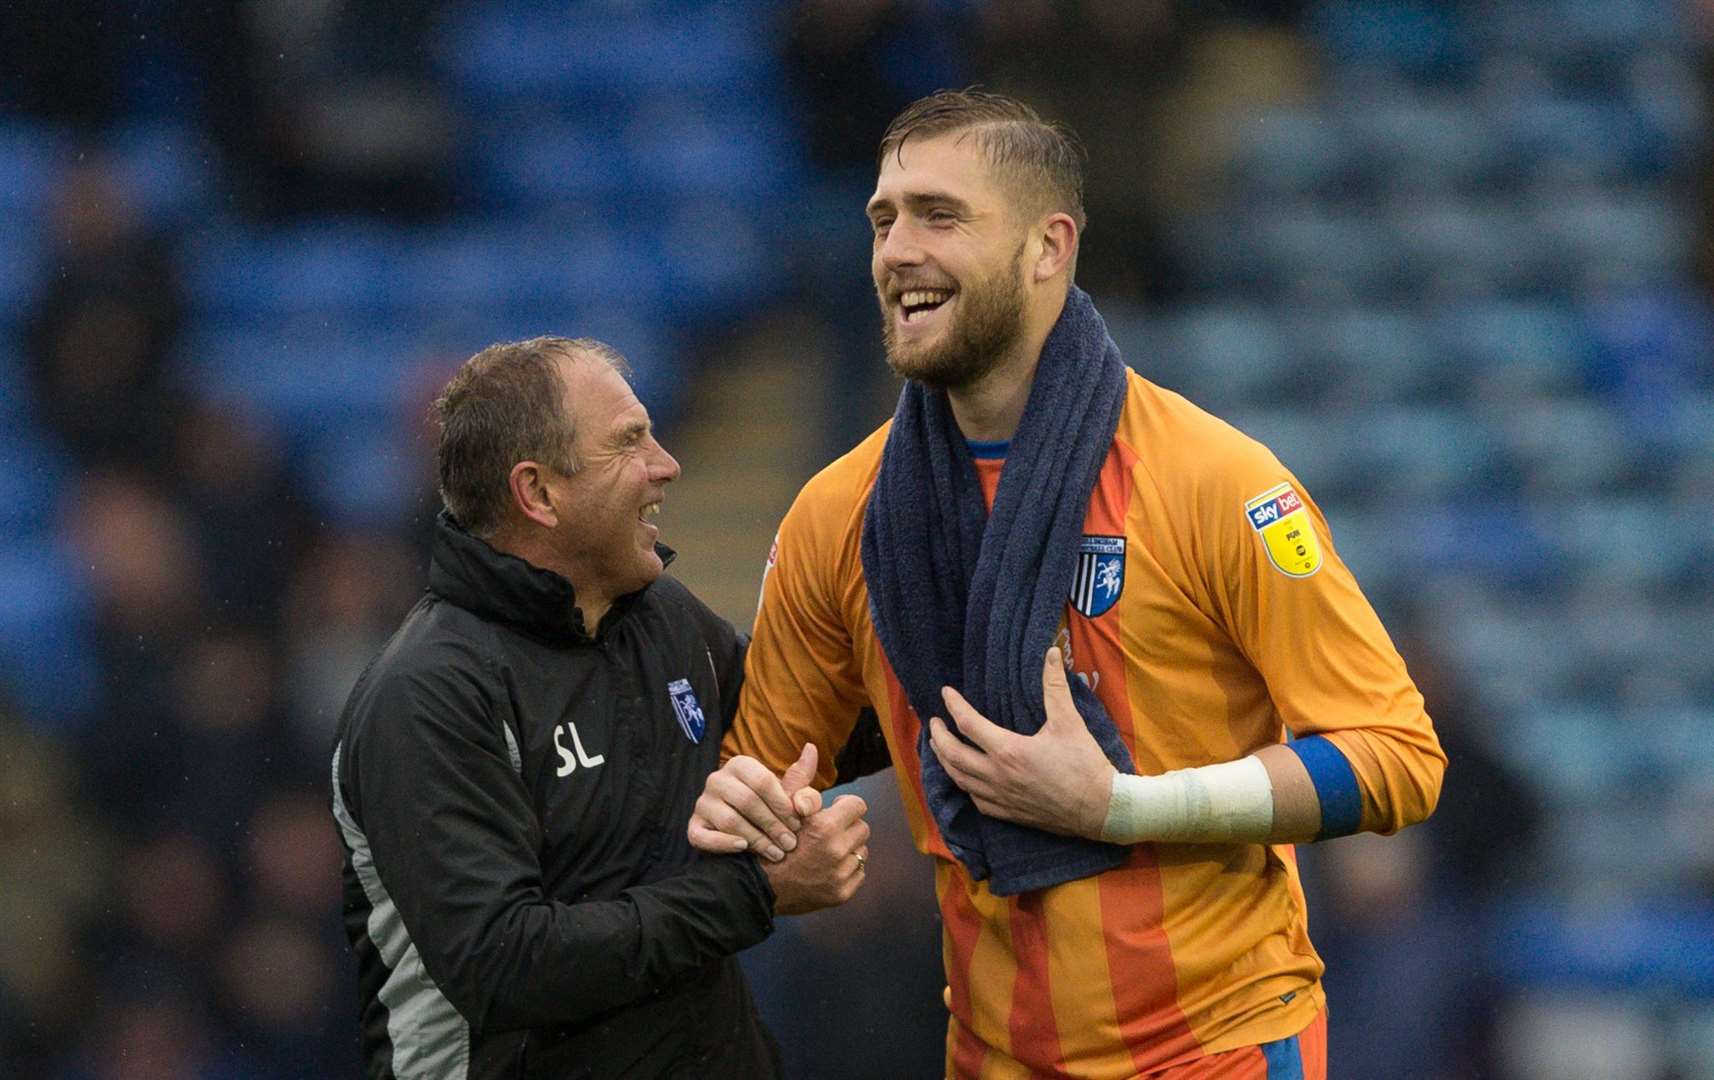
667, 678, 706, 743
1071, 535, 1126, 617
1245, 483, 1323, 577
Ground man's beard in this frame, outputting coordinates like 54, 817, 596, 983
880, 244, 1028, 391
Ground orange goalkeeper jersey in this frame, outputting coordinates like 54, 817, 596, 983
729, 369, 1445, 1079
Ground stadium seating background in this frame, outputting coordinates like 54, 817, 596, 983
2, 2, 1711, 1077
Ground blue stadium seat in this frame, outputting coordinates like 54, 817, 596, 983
0, 427, 70, 543
1491, 898, 1714, 995
1483, 0, 1681, 71
0, 539, 98, 730
1392, 197, 1541, 294
1342, 94, 1504, 194
1431, 596, 1570, 713
1226, 106, 1357, 198
1307, 1, 1474, 81
1432, 299, 1595, 397
0, 345, 26, 421
1507, 703, 1650, 800
1248, 203, 1405, 300
1155, 304, 1292, 411
1546, 498, 1696, 590
0, 225, 42, 329
1223, 404, 1357, 497
437, 4, 776, 108
1535, 188, 1686, 290
473, 104, 799, 213
298, 421, 423, 530
1296, 305, 1443, 404
180, 224, 407, 316
1499, 397, 1628, 494
658, 200, 777, 324
176, 322, 413, 455
1505, 97, 1650, 182
109, 121, 216, 229
471, 118, 632, 207
1645, 706, 1714, 780
1582, 288, 1714, 402
1354, 404, 1504, 499
0, 122, 64, 220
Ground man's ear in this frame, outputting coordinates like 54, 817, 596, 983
508, 460, 557, 529
1032, 212, 1078, 283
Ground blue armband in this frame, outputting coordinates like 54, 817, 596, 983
1289, 735, 1363, 840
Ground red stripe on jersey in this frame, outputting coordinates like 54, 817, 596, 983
878, 651, 954, 861
1069, 441, 1140, 749
1073, 441, 1201, 1069
940, 878, 990, 1079
1099, 846, 1203, 1072
1007, 891, 1068, 1076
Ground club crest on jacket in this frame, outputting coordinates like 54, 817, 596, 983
667, 678, 706, 743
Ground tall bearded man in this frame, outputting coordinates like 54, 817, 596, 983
691, 91, 1446, 1079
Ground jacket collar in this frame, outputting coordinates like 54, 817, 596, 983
427, 511, 674, 643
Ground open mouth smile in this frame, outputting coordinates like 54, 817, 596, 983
898, 288, 954, 323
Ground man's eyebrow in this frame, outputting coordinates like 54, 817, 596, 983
610, 417, 650, 443
866, 191, 975, 218
901, 191, 973, 215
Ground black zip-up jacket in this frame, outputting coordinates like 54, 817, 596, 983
331, 513, 780, 1079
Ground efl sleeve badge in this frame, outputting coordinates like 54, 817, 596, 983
1243, 483, 1323, 578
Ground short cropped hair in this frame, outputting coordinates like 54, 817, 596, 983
877, 89, 1087, 231
432, 336, 629, 537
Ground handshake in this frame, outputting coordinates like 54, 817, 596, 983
687, 744, 870, 916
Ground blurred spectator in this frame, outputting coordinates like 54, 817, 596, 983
785, 0, 968, 176
976, 0, 1317, 300
185, 0, 461, 218
117, 833, 227, 965
0, 702, 108, 1074
25, 158, 183, 468
281, 529, 419, 756
169, 401, 306, 631
213, 916, 347, 1079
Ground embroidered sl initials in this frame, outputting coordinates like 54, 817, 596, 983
554, 722, 606, 777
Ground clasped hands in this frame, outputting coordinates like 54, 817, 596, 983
686, 648, 1116, 910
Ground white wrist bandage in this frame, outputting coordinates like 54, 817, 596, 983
1100, 757, 1275, 844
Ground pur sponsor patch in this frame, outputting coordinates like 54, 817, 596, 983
1244, 483, 1322, 578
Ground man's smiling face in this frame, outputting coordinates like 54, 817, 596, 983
545, 353, 680, 609
867, 133, 1031, 391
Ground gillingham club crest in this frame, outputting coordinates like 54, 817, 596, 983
1070, 535, 1126, 618
667, 678, 706, 744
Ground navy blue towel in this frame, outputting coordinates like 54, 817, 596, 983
861, 286, 1136, 896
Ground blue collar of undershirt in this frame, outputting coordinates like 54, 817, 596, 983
965, 438, 1009, 460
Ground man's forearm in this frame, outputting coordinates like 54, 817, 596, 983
439, 854, 775, 1033
1097, 744, 1322, 846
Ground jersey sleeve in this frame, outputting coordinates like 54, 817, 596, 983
724, 471, 873, 788
1198, 440, 1446, 837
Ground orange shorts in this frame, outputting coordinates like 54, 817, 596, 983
1147, 1010, 1327, 1080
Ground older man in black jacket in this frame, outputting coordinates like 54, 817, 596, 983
331, 336, 869, 1079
